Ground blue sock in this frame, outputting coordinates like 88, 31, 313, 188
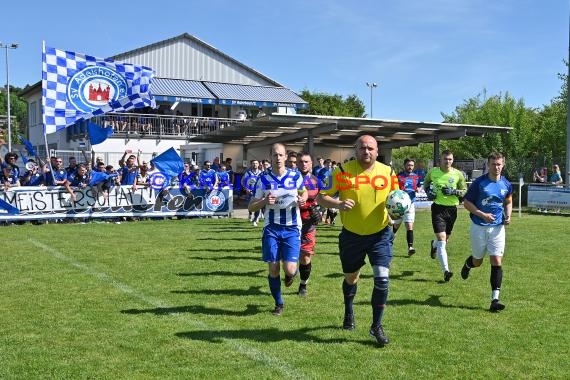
371, 277, 389, 327
268, 275, 283, 306
342, 280, 357, 315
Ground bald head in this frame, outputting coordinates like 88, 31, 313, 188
355, 135, 378, 169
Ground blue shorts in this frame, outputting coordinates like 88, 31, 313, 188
262, 224, 301, 263
339, 226, 393, 273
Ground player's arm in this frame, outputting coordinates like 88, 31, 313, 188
422, 171, 433, 193
248, 193, 272, 212
248, 178, 271, 212
503, 195, 513, 225
317, 193, 354, 211
463, 199, 495, 223
455, 171, 468, 196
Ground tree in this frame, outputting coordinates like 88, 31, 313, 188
297, 90, 366, 117
0, 86, 28, 142
393, 91, 540, 179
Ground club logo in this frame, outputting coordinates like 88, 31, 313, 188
149, 172, 170, 190
68, 66, 127, 113
206, 190, 225, 211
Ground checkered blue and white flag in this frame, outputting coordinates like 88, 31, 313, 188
42, 43, 156, 134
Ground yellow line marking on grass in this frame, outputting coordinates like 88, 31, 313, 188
29, 238, 305, 379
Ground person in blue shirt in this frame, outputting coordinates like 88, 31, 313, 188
393, 158, 421, 255
460, 152, 513, 312
0, 152, 21, 188
45, 157, 68, 187
216, 164, 231, 188
118, 154, 139, 188
199, 160, 218, 190
66, 163, 90, 202
20, 160, 45, 186
243, 159, 263, 226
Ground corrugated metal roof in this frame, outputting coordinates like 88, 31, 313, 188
110, 33, 282, 87
203, 82, 308, 108
152, 78, 215, 99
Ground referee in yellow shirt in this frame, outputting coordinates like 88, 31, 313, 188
318, 135, 396, 347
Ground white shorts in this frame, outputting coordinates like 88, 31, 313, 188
393, 202, 416, 225
470, 222, 505, 259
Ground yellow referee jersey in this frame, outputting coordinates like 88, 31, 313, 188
320, 160, 397, 235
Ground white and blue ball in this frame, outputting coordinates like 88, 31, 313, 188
386, 190, 412, 219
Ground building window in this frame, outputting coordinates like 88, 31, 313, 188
29, 101, 37, 125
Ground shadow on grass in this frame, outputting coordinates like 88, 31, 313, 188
175, 325, 377, 346
177, 269, 266, 277
323, 270, 432, 283
172, 285, 266, 296
355, 294, 479, 310
186, 253, 261, 261
122, 303, 263, 316
194, 228, 256, 235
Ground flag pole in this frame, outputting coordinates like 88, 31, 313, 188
41, 40, 55, 178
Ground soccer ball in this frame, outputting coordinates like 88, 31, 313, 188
386, 190, 412, 219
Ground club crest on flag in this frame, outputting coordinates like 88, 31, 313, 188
42, 43, 156, 135
68, 66, 128, 112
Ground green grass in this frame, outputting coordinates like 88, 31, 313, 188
1, 211, 569, 379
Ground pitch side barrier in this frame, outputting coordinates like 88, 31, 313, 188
0, 185, 232, 222
527, 183, 570, 210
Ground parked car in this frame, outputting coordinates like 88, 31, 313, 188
235, 110, 247, 120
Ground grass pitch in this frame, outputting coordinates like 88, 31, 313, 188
1, 211, 568, 379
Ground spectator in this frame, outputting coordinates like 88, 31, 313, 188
312, 156, 324, 176
533, 167, 547, 183
45, 157, 68, 187
199, 161, 218, 190
550, 164, 563, 185
243, 159, 263, 226
20, 160, 45, 186
217, 164, 231, 188
0, 152, 21, 188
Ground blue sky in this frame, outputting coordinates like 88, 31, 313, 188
1, 0, 567, 122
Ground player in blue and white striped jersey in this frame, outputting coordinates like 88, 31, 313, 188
248, 143, 308, 316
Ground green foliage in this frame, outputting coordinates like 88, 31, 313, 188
440, 91, 540, 178
0, 86, 28, 139
1, 213, 569, 378
297, 89, 366, 117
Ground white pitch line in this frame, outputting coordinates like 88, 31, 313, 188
29, 238, 305, 379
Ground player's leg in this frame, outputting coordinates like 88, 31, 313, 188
461, 223, 486, 279
368, 226, 393, 346
298, 229, 316, 296
488, 226, 506, 312
438, 206, 457, 281
281, 226, 301, 288
262, 227, 284, 315
404, 203, 416, 255
339, 229, 366, 330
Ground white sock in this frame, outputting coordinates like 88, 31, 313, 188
492, 290, 500, 300
436, 240, 449, 272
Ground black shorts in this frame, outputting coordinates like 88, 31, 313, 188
339, 226, 393, 274
431, 203, 457, 235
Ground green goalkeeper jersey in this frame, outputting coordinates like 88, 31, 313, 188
424, 167, 467, 206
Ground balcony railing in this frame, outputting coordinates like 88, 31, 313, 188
68, 112, 245, 141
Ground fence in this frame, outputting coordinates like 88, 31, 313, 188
0, 185, 233, 222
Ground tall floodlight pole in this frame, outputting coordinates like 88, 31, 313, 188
1, 42, 18, 152
366, 82, 378, 118
566, 13, 570, 187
